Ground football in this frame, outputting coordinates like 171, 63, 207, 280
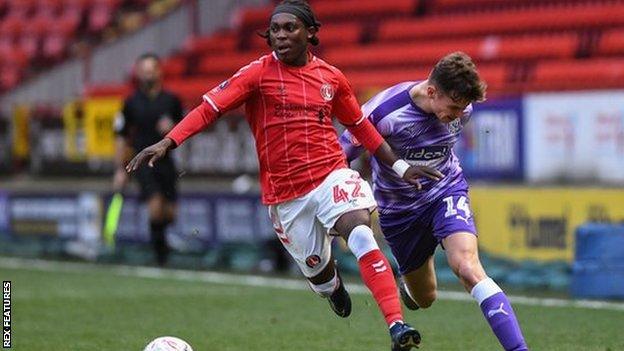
143, 336, 193, 351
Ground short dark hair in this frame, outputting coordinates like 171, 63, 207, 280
136, 52, 161, 64
259, 0, 320, 47
429, 52, 486, 103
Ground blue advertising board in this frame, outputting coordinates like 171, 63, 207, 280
454, 97, 524, 180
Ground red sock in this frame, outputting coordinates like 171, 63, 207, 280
358, 249, 403, 326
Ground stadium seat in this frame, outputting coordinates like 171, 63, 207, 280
312, 0, 415, 20
597, 29, 624, 56
235, 5, 272, 31
429, 0, 599, 14
379, 4, 624, 42
0, 16, 23, 39
197, 52, 266, 76
165, 77, 222, 107
0, 65, 21, 90
184, 33, 238, 57
343, 64, 507, 95
161, 56, 187, 79
36, 0, 63, 17
89, 0, 122, 33
529, 58, 624, 91
324, 34, 573, 71
480, 34, 578, 61
324, 39, 483, 70
42, 20, 75, 61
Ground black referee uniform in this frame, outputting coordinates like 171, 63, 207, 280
116, 90, 183, 201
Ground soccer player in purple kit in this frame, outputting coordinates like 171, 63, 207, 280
339, 52, 529, 351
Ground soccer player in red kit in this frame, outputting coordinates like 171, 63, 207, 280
127, 1, 442, 349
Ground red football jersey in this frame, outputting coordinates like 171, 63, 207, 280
169, 52, 380, 204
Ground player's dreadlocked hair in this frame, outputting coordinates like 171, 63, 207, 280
429, 52, 487, 103
259, 0, 321, 47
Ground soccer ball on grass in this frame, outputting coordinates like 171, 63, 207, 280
143, 336, 193, 351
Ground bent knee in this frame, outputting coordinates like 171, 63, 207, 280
414, 290, 437, 309
455, 260, 485, 287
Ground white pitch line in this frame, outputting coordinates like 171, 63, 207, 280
1, 257, 623, 312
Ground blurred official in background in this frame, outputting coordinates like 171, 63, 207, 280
113, 53, 184, 266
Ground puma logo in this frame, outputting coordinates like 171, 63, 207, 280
487, 303, 509, 318
456, 215, 470, 224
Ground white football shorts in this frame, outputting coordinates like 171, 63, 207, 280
268, 168, 376, 277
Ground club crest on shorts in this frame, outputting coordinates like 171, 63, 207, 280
305, 254, 322, 268
320, 83, 334, 101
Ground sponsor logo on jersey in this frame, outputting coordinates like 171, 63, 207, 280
404, 145, 450, 161
320, 83, 334, 102
305, 255, 322, 268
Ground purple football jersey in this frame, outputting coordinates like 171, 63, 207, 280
339, 81, 473, 223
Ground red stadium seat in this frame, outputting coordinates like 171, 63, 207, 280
42, 20, 75, 61
379, 4, 624, 42
6, 0, 37, 18
88, 0, 122, 33
0, 16, 23, 39
235, 5, 272, 31
479, 34, 578, 61
0, 66, 21, 91
529, 58, 624, 91
197, 52, 267, 76
597, 29, 624, 56
161, 56, 187, 78
324, 39, 483, 70
343, 64, 507, 95
35, 0, 63, 17
428, 0, 596, 14
313, 0, 415, 20
343, 68, 432, 92
184, 33, 238, 56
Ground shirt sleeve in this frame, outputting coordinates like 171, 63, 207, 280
166, 59, 263, 146
202, 59, 263, 114
166, 101, 218, 146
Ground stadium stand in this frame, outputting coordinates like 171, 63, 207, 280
126, 0, 624, 104
0, 0, 179, 92
3, 0, 624, 102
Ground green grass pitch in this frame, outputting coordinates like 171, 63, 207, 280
2, 262, 623, 351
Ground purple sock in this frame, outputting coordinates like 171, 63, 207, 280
471, 278, 528, 351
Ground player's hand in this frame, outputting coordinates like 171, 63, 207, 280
112, 168, 129, 192
126, 138, 174, 172
403, 165, 444, 190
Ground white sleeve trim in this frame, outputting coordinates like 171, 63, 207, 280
354, 115, 366, 125
202, 95, 220, 112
